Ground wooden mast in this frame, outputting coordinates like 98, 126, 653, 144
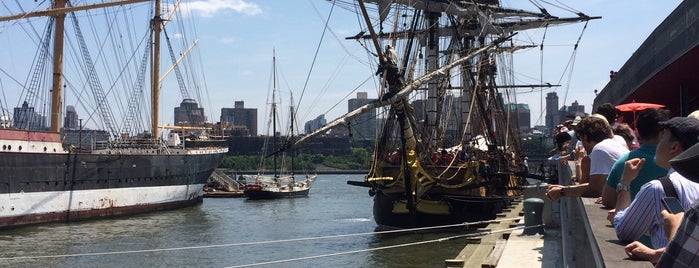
49, 0, 67, 133
151, 0, 163, 139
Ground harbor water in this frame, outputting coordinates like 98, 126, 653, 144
0, 174, 467, 268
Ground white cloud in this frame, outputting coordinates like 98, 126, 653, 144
184, 0, 262, 18
219, 37, 235, 44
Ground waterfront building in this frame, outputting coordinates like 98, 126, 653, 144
220, 101, 257, 136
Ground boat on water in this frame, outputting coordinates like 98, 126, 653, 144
243, 52, 316, 200
0, 0, 227, 228
291, 1, 598, 228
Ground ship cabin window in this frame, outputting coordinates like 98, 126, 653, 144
44, 147, 47, 152
7, 145, 11, 150
18, 146, 22, 151
2, 145, 5, 150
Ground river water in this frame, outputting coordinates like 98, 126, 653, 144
0, 174, 468, 268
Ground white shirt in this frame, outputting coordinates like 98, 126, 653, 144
589, 138, 630, 175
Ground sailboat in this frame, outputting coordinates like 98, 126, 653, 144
0, 1, 227, 228
291, 1, 598, 228
243, 53, 316, 199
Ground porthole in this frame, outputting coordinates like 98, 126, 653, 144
7, 145, 11, 150
44, 147, 47, 152
2, 145, 5, 150
18, 146, 22, 151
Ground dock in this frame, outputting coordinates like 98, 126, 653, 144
450, 162, 656, 267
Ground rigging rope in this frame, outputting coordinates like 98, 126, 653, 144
557, 21, 588, 110
0, 217, 524, 261
295, 0, 336, 120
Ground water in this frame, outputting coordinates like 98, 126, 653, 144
0, 174, 467, 268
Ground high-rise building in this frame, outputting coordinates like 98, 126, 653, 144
174, 99, 206, 125
506, 103, 531, 131
304, 114, 327, 134
64, 105, 79, 129
13, 101, 46, 130
220, 101, 257, 136
545, 92, 559, 131
347, 92, 377, 140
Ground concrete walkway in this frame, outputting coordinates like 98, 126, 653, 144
496, 227, 561, 268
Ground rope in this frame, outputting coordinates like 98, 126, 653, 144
0, 217, 523, 261
227, 224, 541, 268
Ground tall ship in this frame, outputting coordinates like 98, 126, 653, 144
292, 1, 598, 228
0, 0, 227, 228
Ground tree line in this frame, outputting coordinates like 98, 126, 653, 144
220, 147, 371, 171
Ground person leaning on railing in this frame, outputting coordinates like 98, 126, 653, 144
546, 115, 629, 201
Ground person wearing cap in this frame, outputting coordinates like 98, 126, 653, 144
612, 116, 699, 263
600, 108, 670, 209
655, 121, 699, 267
546, 115, 629, 200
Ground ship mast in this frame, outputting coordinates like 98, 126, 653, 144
49, 0, 67, 133
151, 0, 163, 139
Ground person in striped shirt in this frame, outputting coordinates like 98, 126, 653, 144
612, 117, 699, 263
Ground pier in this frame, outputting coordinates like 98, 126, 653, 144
451, 161, 655, 267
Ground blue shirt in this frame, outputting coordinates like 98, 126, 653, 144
605, 144, 667, 199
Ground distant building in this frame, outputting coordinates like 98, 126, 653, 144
506, 103, 531, 131
13, 101, 46, 131
220, 101, 257, 136
174, 99, 206, 125
304, 114, 327, 134
64, 105, 79, 129
347, 92, 377, 141
559, 100, 587, 123
545, 92, 559, 132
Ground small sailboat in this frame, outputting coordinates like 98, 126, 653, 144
243, 52, 316, 199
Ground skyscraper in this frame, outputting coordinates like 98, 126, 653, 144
545, 92, 559, 131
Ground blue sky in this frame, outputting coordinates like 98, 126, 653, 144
0, 0, 684, 134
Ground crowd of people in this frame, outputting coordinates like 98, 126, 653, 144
543, 103, 699, 267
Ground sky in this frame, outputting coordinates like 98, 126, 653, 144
0, 0, 685, 135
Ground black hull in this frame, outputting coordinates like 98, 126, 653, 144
372, 191, 512, 229
244, 188, 310, 200
0, 150, 225, 228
